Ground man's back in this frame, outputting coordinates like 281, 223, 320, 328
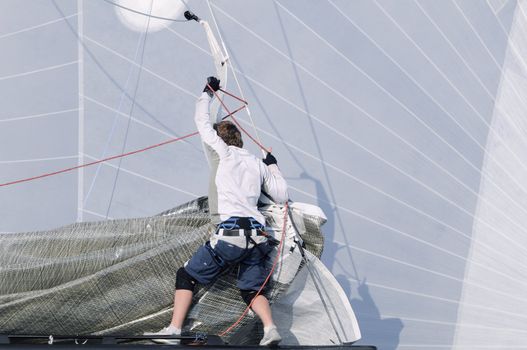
216, 146, 264, 224
194, 92, 288, 226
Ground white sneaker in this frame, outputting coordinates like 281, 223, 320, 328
144, 325, 181, 345
260, 326, 282, 346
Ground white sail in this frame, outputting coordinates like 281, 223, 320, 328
453, 0, 527, 347
0, 1, 523, 348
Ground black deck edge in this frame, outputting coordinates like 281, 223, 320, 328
0, 335, 376, 349
0, 346, 376, 350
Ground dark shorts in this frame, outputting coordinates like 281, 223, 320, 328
184, 239, 272, 291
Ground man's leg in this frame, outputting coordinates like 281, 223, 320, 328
238, 244, 282, 345
245, 293, 274, 328
169, 289, 193, 329
167, 244, 223, 329
144, 267, 197, 342
240, 289, 281, 346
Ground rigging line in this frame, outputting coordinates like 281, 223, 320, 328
413, 1, 527, 209
164, 24, 309, 170
501, 1, 527, 68
0, 60, 78, 81
289, 184, 527, 291
32, 2, 520, 278
273, 0, 527, 227
272, 109, 527, 272
223, 82, 523, 266
0, 155, 78, 164
100, 9, 466, 231
439, 1, 527, 153
81, 208, 114, 220
59, 0, 527, 252
180, 0, 191, 11
304, 255, 345, 343
209, 4, 497, 194
51, 2, 193, 155
83, 209, 115, 220
452, 0, 527, 135
325, 2, 527, 237
209, 84, 270, 153
497, 3, 527, 128
0, 13, 78, 40
258, 2, 527, 243
101, 0, 189, 22
452, 0, 507, 70
450, 1, 527, 156
83, 153, 199, 197
342, 269, 527, 321
413, 0, 499, 102
84, 25, 148, 207
84, 94, 215, 157
272, 0, 359, 285
382, 315, 527, 333
0, 101, 246, 188
165, 16, 361, 173
240, 71, 527, 260
84, 36, 197, 98
84, 95, 188, 140
105, 0, 154, 219
206, 0, 265, 154
0, 132, 198, 188
372, 0, 527, 196
83, 32, 205, 153
0, 108, 79, 123
288, 207, 345, 343
347, 243, 527, 304
392, 0, 527, 186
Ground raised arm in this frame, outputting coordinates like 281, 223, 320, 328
261, 153, 289, 204
194, 78, 229, 159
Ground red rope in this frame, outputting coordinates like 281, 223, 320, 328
219, 201, 289, 337
209, 85, 270, 154
220, 104, 247, 121
0, 132, 199, 188
0, 89, 250, 188
219, 88, 248, 105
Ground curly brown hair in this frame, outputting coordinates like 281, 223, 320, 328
213, 121, 243, 148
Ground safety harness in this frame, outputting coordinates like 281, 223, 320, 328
205, 217, 277, 269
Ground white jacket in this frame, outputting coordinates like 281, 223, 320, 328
194, 92, 288, 226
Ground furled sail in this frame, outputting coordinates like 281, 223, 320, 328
0, 198, 360, 345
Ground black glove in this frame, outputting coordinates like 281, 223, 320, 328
203, 76, 221, 97
263, 153, 277, 166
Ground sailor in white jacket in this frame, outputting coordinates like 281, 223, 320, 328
150, 77, 287, 346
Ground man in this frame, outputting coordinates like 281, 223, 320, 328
149, 77, 288, 346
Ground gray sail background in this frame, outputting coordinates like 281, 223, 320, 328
0, 0, 519, 348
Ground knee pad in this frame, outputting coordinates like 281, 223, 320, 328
175, 267, 197, 291
240, 289, 258, 306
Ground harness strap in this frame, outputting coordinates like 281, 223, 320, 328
216, 228, 266, 237
204, 241, 227, 268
